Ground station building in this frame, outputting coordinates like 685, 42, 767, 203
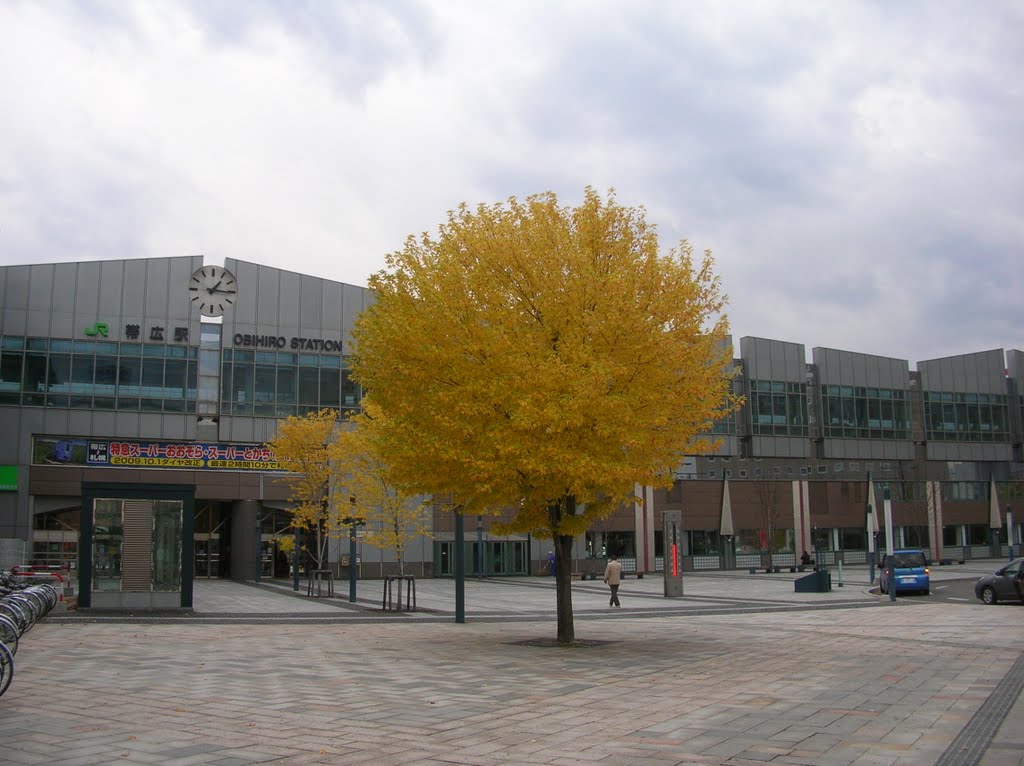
0, 256, 1021, 608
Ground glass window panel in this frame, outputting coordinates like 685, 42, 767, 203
187, 361, 198, 401
143, 345, 166, 357
71, 355, 95, 388
255, 351, 276, 364
867, 399, 881, 429
0, 352, 23, 391
254, 365, 276, 415
320, 368, 340, 408
48, 354, 71, 392
27, 338, 48, 351
2, 336, 25, 350
94, 397, 115, 410
299, 354, 320, 367
232, 364, 254, 404
141, 358, 164, 395
93, 499, 123, 592
119, 343, 142, 355
152, 500, 182, 591
299, 367, 319, 405
772, 394, 787, 425
164, 359, 186, 400
277, 367, 297, 404
342, 370, 359, 407
221, 363, 232, 402
23, 354, 48, 393
319, 355, 341, 369
94, 356, 118, 396
788, 393, 805, 426
880, 399, 893, 429
118, 357, 142, 396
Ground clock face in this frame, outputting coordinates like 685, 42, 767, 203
189, 266, 237, 317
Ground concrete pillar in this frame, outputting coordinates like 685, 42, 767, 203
231, 500, 261, 581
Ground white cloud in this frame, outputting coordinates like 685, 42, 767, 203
0, 0, 1021, 363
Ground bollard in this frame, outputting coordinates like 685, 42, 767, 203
837, 560, 844, 587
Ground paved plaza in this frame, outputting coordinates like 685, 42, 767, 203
2, 562, 1022, 766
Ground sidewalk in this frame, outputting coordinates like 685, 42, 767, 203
4, 560, 1020, 766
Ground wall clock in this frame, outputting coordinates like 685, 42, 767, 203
188, 265, 237, 317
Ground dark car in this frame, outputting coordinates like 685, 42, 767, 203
974, 557, 1024, 605
879, 549, 930, 595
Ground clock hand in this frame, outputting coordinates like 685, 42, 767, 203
209, 288, 236, 295
207, 279, 223, 294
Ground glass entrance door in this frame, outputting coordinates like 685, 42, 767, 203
194, 502, 227, 578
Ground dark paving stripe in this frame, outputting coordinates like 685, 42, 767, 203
44, 598, 883, 625
935, 652, 1024, 766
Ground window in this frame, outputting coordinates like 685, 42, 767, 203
923, 390, 1010, 442
749, 379, 807, 436
822, 385, 909, 440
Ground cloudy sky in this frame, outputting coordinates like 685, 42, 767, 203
1, 1, 1021, 363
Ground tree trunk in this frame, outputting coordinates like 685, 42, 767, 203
554, 532, 575, 644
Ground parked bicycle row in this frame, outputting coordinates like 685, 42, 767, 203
1, 570, 61, 698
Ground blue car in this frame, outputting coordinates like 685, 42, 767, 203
880, 549, 930, 595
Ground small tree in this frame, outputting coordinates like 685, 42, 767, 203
754, 477, 784, 570
330, 412, 432, 576
265, 408, 340, 571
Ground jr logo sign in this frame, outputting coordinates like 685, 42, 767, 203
84, 322, 109, 337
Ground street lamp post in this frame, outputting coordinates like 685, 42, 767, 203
883, 486, 895, 603
477, 515, 483, 580
866, 503, 876, 584
344, 496, 361, 603
292, 525, 300, 592
1007, 506, 1014, 561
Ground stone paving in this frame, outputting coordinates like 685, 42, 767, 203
1, 562, 1021, 766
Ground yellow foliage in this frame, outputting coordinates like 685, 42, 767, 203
352, 188, 739, 539
329, 412, 432, 574
265, 408, 341, 565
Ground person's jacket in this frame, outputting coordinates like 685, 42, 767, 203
603, 559, 622, 585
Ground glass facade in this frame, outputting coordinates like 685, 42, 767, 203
90, 498, 183, 593
923, 391, 1010, 442
0, 336, 197, 411
822, 385, 910, 439
749, 380, 807, 436
221, 349, 360, 417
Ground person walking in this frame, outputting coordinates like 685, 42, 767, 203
603, 554, 623, 607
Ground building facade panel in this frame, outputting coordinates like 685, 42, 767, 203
0, 257, 1021, 599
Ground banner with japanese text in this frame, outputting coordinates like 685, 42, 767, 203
33, 436, 284, 471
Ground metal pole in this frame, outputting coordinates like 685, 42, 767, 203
254, 511, 262, 582
477, 515, 483, 580
867, 503, 876, 584
292, 526, 300, 592
454, 512, 465, 623
884, 487, 895, 602
1007, 506, 1014, 561
348, 523, 358, 602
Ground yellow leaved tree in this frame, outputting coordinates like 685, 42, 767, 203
352, 188, 739, 643
265, 408, 340, 571
330, 410, 431, 576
